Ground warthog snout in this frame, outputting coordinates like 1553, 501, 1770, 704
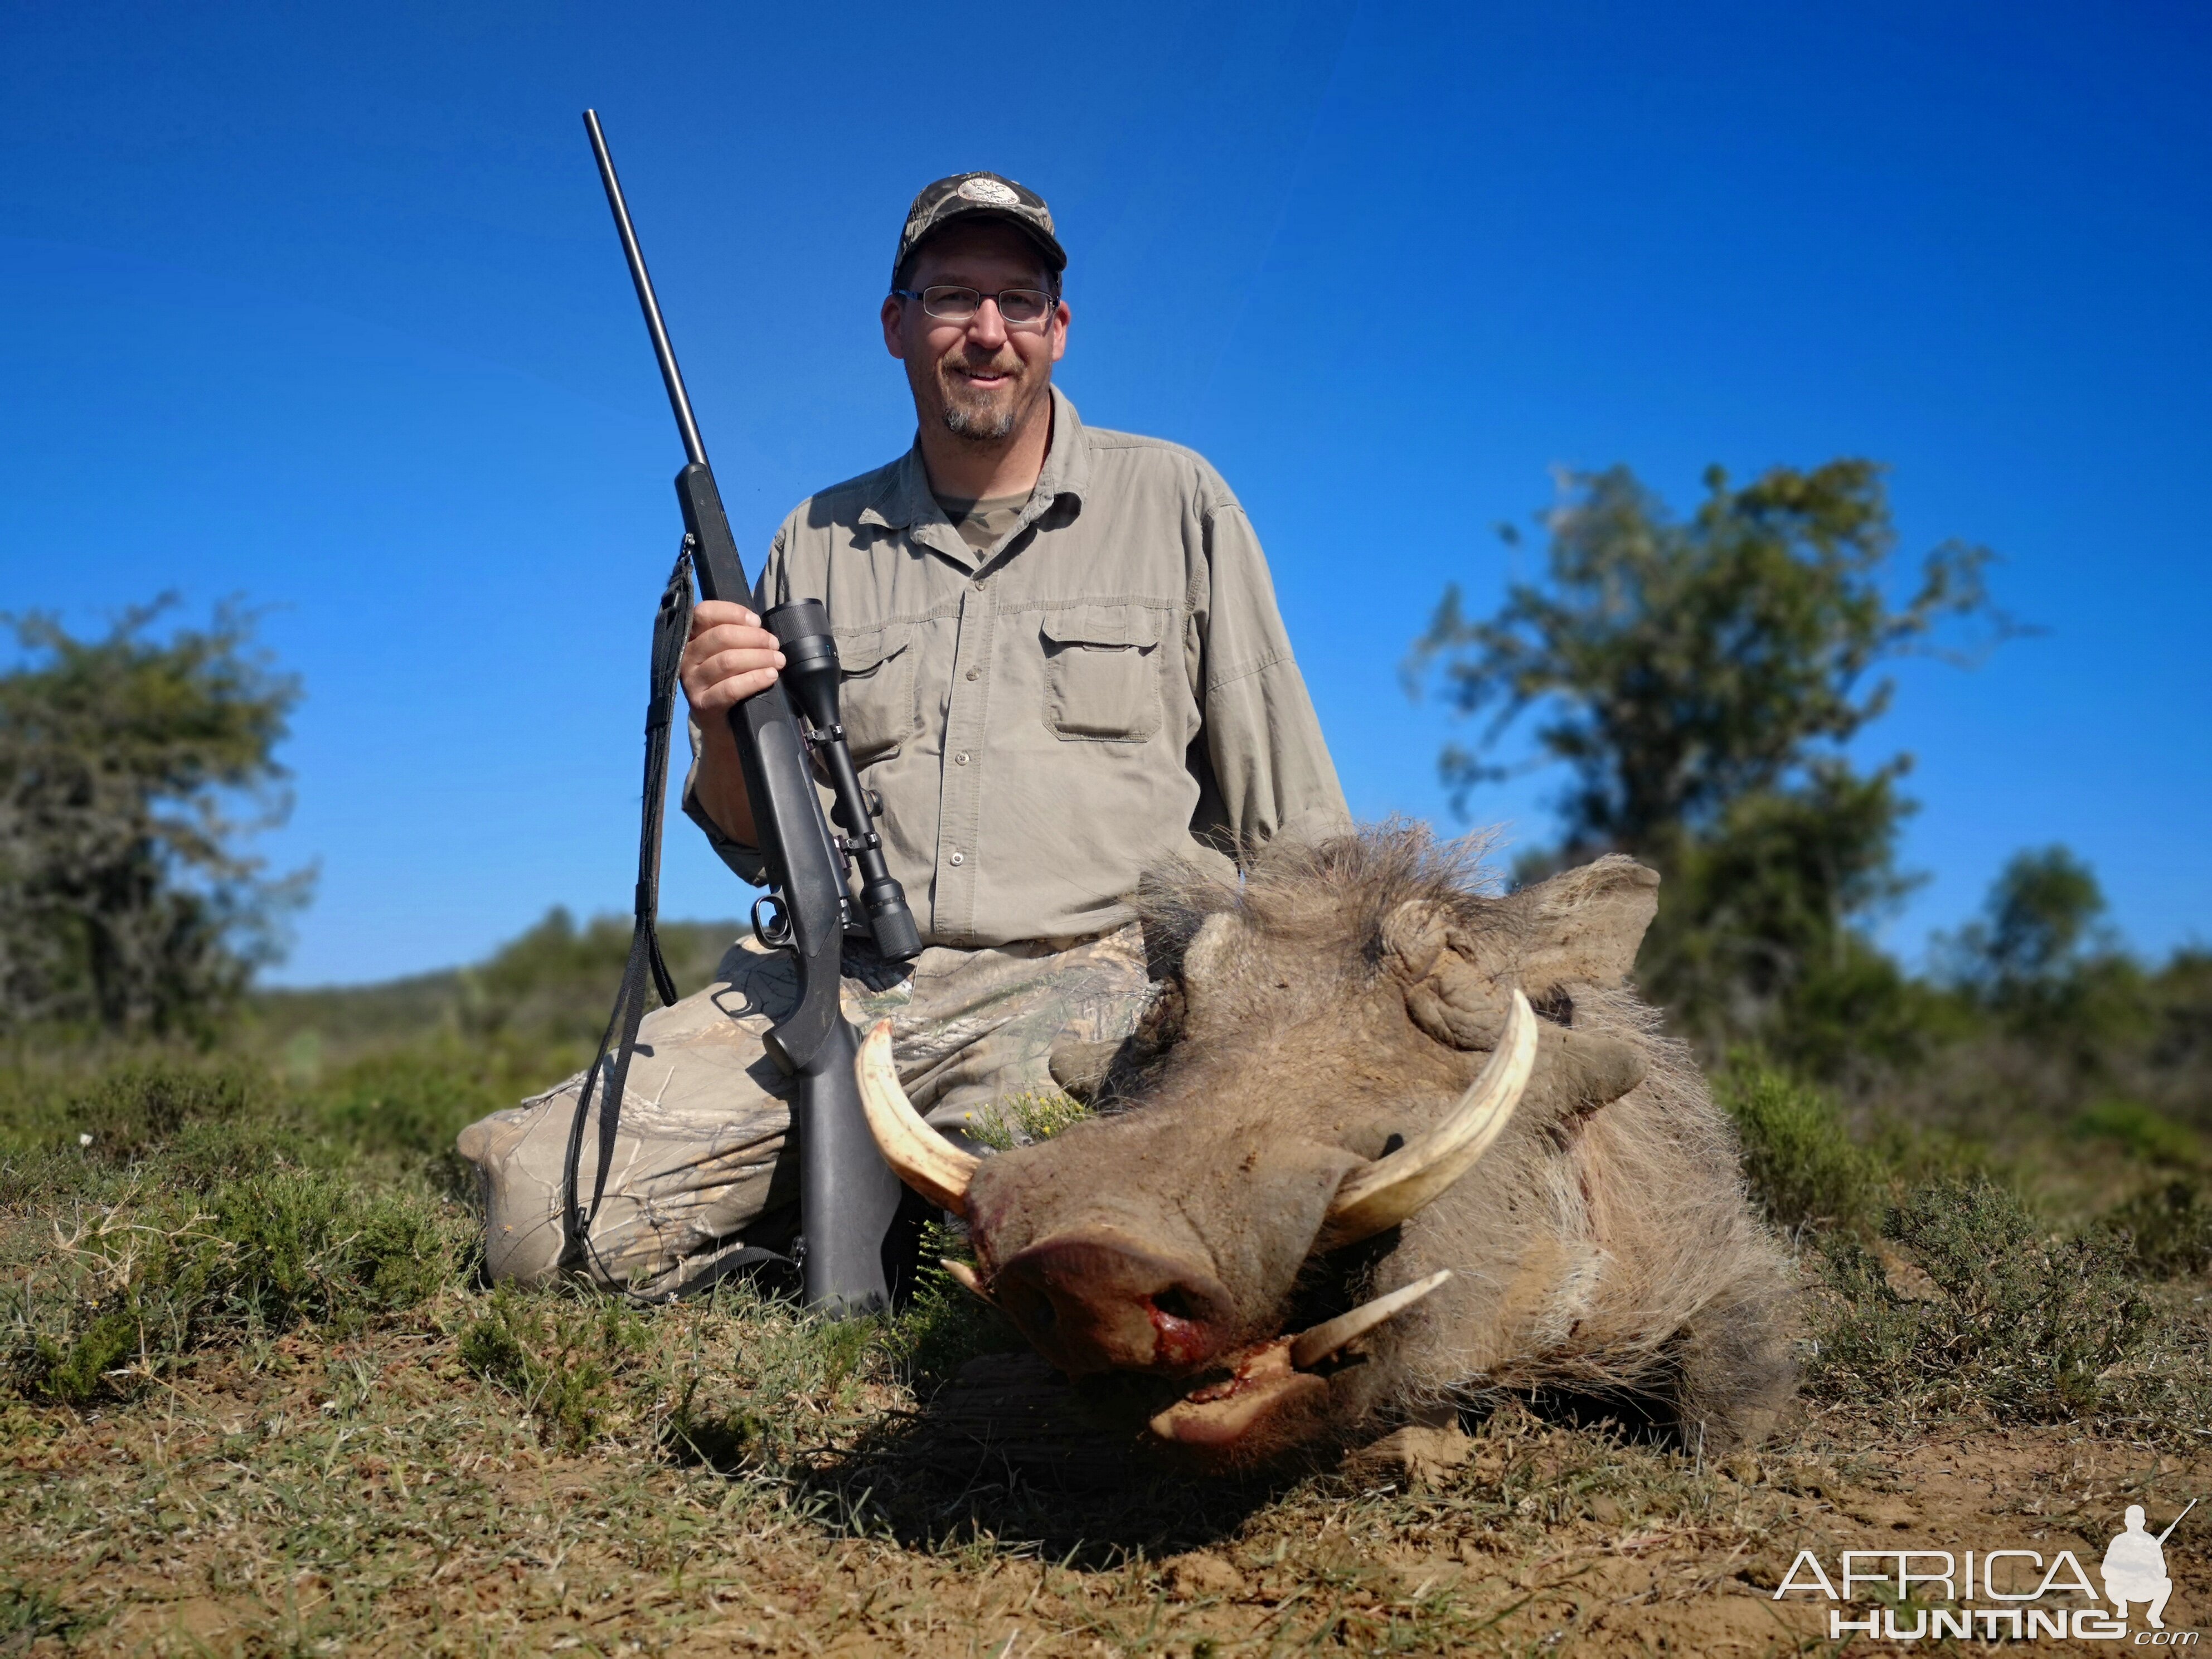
991, 1226, 1236, 1375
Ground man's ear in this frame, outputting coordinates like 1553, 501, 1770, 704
881, 294, 908, 360
1512, 855, 1661, 989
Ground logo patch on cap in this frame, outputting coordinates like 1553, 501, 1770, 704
957, 176, 1020, 207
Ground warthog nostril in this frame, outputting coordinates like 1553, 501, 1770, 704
995, 1226, 1235, 1376
1152, 1286, 1200, 1323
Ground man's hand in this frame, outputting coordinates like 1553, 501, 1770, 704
681, 601, 784, 847
681, 600, 785, 716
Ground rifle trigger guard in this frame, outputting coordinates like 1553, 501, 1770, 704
751, 893, 794, 951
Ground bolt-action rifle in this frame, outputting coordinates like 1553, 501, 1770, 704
570, 109, 922, 1314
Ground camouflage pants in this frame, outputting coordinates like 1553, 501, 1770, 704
455, 925, 1151, 1296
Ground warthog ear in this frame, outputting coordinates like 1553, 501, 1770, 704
1051, 977, 1188, 1105
1512, 855, 1660, 990
1047, 1037, 1122, 1104
1182, 911, 1244, 985
1388, 855, 1661, 1052
1384, 900, 1510, 1051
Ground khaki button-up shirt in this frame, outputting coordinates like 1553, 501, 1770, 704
682, 387, 1350, 948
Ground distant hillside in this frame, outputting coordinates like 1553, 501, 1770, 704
249, 908, 744, 1065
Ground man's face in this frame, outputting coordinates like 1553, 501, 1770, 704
881, 221, 1069, 448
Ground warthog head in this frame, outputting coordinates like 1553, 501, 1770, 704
858, 828, 1790, 1468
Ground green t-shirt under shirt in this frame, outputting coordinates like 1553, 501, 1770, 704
932, 490, 1029, 554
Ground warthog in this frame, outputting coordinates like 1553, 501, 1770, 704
858, 827, 1794, 1469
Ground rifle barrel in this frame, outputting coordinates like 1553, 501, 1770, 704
583, 110, 707, 469
2158, 1497, 2198, 1543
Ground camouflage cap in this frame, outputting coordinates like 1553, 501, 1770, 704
892, 172, 1066, 290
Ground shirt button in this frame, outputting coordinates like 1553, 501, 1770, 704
971, 578, 985, 591
954, 751, 969, 765
964, 667, 979, 681
948, 850, 964, 866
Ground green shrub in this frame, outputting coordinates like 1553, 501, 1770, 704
1716, 1062, 1883, 1232
1813, 1177, 2152, 1422
20, 1303, 141, 1406
3, 1054, 275, 1162
966, 1088, 1091, 1152
2073, 1099, 2205, 1168
307, 1049, 505, 1158
9, 1165, 458, 1405
2102, 1181, 2212, 1278
201, 1167, 452, 1327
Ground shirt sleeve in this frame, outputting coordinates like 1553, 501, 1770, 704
678, 525, 786, 887
1193, 501, 1352, 858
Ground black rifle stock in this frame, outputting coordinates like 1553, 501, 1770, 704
583, 110, 915, 1314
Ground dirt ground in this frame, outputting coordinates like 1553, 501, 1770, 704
6, 1310, 2208, 1658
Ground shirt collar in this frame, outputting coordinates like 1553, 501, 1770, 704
1032, 385, 1092, 511
858, 384, 1092, 537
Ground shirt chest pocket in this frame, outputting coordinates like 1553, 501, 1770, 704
834, 624, 920, 765
1040, 604, 1166, 743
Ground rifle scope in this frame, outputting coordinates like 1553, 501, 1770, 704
766, 600, 923, 961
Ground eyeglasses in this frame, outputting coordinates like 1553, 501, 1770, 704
891, 285, 1057, 329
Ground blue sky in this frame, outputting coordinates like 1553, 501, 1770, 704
3, 2, 2206, 986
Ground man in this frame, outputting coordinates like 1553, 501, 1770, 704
459, 171, 1348, 1294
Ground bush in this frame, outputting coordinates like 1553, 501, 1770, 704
307, 1049, 505, 1158
1813, 1177, 2153, 1422
2073, 1098, 2204, 1168
1716, 1062, 1883, 1232
966, 1088, 1091, 1152
2102, 1181, 2212, 1278
8, 1163, 459, 1405
0, 1054, 277, 1162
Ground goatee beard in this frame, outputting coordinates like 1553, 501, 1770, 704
937, 359, 1024, 443
942, 399, 1017, 442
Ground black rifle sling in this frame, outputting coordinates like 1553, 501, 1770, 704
559, 542, 692, 1278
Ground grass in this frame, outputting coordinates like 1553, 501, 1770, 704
4, 1002, 2212, 1650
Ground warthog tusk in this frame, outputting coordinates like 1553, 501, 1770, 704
855, 1018, 978, 1213
1290, 1269, 1453, 1370
1320, 989, 1538, 1247
940, 1258, 996, 1306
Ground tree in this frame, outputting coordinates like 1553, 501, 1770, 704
1408, 460, 2010, 1065
1944, 846, 2112, 993
1938, 847, 2147, 1061
0, 600, 312, 1036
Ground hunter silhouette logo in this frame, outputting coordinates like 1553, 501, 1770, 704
1771, 1501, 2199, 1642
2106, 1500, 2194, 1630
